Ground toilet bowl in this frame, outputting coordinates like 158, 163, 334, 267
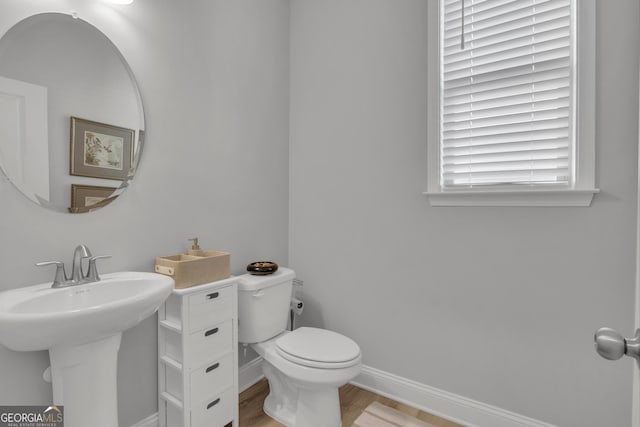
252, 328, 361, 427
238, 269, 362, 427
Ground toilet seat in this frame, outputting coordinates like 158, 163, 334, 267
275, 327, 361, 369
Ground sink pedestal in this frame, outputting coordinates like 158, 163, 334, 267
49, 333, 122, 427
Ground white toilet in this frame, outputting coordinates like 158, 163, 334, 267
238, 267, 362, 427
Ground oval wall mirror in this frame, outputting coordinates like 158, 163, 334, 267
0, 13, 145, 213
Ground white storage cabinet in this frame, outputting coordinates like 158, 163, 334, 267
158, 277, 239, 427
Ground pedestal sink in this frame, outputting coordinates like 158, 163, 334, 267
0, 271, 174, 427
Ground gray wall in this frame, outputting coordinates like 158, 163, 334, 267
0, 0, 289, 425
289, 1, 640, 426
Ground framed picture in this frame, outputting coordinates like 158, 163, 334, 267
70, 117, 135, 180
69, 184, 117, 213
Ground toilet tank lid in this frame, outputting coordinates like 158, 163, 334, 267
237, 267, 295, 291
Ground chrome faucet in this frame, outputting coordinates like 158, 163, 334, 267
36, 245, 111, 288
71, 244, 92, 284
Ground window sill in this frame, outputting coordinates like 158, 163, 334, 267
423, 189, 599, 207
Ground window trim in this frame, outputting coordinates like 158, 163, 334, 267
424, 0, 598, 207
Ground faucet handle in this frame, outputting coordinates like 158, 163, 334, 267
87, 255, 111, 282
36, 261, 68, 288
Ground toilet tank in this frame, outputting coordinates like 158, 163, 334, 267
237, 267, 295, 344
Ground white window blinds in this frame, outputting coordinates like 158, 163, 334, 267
440, 0, 575, 188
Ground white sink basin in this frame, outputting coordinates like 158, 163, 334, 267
0, 271, 174, 351
0, 271, 174, 427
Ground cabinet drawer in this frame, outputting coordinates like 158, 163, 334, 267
188, 286, 234, 333
164, 353, 233, 402
191, 353, 234, 400
191, 387, 234, 427
187, 320, 232, 368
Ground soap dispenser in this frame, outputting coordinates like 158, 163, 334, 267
187, 237, 204, 256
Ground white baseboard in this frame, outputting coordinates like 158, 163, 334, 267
239, 356, 265, 392
130, 413, 158, 427
352, 365, 557, 427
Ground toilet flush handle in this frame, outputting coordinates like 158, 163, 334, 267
252, 290, 265, 298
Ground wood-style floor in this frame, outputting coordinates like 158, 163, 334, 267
239, 378, 463, 427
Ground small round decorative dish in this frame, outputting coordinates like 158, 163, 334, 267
247, 261, 279, 275
247, 261, 278, 276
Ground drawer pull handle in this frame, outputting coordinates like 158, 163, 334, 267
204, 327, 219, 337
207, 292, 219, 299
206, 362, 220, 373
207, 398, 221, 410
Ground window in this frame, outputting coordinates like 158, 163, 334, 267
425, 0, 597, 206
